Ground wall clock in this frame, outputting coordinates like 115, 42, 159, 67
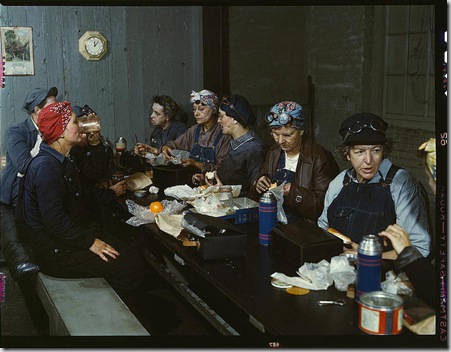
79, 31, 108, 61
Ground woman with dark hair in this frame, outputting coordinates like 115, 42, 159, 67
134, 95, 187, 156
317, 112, 431, 259
250, 101, 339, 223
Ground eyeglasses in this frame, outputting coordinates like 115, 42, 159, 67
221, 97, 246, 122
265, 111, 293, 125
348, 119, 384, 134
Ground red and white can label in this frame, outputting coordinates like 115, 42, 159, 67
358, 304, 403, 335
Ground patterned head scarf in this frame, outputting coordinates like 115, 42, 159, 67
189, 89, 219, 112
418, 138, 436, 181
266, 101, 305, 129
38, 101, 73, 144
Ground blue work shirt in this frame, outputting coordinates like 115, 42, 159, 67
216, 130, 266, 197
318, 158, 431, 257
150, 119, 187, 151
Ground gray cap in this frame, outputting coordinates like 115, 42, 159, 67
23, 87, 58, 114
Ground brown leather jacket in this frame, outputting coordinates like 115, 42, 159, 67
250, 135, 339, 223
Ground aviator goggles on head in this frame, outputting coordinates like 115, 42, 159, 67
265, 111, 294, 125
347, 119, 385, 134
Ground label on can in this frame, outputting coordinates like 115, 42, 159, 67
358, 291, 403, 335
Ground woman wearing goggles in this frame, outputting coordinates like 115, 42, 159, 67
251, 101, 339, 223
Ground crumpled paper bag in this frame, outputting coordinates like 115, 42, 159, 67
381, 270, 413, 296
329, 255, 356, 291
268, 182, 288, 224
271, 259, 333, 291
192, 193, 232, 217
126, 172, 153, 191
155, 214, 184, 237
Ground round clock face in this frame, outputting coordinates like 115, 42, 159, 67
85, 36, 104, 56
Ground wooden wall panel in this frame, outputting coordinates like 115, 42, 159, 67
0, 5, 203, 169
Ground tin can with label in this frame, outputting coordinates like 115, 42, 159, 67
358, 291, 403, 335
356, 234, 382, 299
259, 191, 277, 246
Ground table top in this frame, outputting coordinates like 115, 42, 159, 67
117, 192, 360, 335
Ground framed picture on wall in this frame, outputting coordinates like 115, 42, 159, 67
1, 26, 34, 76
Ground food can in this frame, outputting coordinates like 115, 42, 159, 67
358, 291, 403, 335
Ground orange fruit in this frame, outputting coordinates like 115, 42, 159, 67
149, 201, 164, 214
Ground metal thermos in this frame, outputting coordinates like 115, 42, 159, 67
259, 191, 277, 246
115, 136, 127, 152
356, 234, 382, 300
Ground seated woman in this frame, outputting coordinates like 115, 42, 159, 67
18, 101, 143, 295
192, 94, 266, 197
134, 95, 187, 156
161, 89, 232, 172
250, 101, 339, 223
317, 113, 431, 259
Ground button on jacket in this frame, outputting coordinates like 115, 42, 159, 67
251, 135, 339, 223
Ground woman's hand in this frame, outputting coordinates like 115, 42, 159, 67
379, 224, 411, 255
134, 142, 149, 156
89, 238, 120, 262
161, 145, 174, 160
192, 173, 205, 186
255, 176, 272, 194
205, 171, 223, 187
283, 182, 291, 195
109, 180, 127, 197
181, 158, 203, 170
342, 241, 359, 255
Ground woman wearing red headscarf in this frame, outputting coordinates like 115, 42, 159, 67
18, 101, 143, 294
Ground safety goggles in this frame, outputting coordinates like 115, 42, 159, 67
347, 119, 384, 134
221, 97, 246, 121
265, 111, 293, 125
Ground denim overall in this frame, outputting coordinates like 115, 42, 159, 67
189, 124, 223, 164
273, 152, 296, 184
327, 165, 400, 246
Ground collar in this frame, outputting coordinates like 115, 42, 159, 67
39, 142, 68, 164
230, 130, 256, 150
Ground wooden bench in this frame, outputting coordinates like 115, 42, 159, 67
35, 273, 150, 336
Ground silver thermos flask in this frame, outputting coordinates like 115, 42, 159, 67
356, 234, 382, 300
258, 191, 277, 246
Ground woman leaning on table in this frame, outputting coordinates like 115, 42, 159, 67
18, 101, 143, 294
250, 101, 339, 223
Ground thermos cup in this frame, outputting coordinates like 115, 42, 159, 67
356, 234, 382, 300
259, 191, 277, 245
115, 136, 127, 152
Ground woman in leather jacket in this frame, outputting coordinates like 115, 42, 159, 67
251, 101, 339, 223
